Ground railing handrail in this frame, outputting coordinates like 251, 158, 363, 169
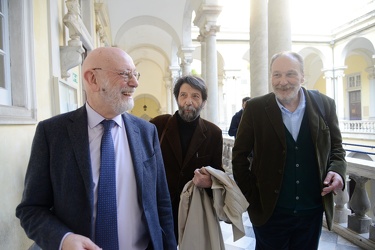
343, 143, 375, 149
343, 142, 375, 155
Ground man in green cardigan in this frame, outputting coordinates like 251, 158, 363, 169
232, 51, 347, 250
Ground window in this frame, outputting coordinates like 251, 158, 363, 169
347, 74, 361, 88
0, 0, 11, 105
0, 0, 36, 124
349, 90, 361, 120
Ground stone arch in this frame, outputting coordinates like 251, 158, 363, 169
128, 44, 171, 73
339, 37, 375, 67
132, 94, 162, 121
114, 16, 181, 49
297, 47, 327, 89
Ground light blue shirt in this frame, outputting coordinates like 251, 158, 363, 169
275, 89, 306, 141
86, 103, 149, 250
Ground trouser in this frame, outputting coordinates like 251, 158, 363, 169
253, 209, 323, 250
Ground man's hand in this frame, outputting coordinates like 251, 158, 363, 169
321, 171, 344, 196
193, 167, 212, 188
62, 233, 102, 250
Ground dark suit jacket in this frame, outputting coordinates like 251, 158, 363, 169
228, 109, 243, 137
150, 113, 223, 206
16, 105, 176, 250
232, 87, 347, 230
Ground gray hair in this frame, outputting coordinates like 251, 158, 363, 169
270, 51, 304, 74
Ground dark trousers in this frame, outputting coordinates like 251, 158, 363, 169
253, 209, 323, 250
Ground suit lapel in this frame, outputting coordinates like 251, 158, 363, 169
265, 94, 286, 147
164, 116, 183, 166
304, 88, 320, 146
122, 113, 143, 191
67, 106, 94, 201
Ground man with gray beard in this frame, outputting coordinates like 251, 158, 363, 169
16, 47, 176, 250
150, 75, 224, 242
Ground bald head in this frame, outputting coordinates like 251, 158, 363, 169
82, 47, 138, 118
82, 47, 133, 73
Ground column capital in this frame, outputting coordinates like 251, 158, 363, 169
322, 69, 334, 80
197, 34, 205, 43
193, 4, 222, 30
178, 47, 194, 69
321, 67, 347, 79
366, 66, 375, 79
169, 66, 181, 79
204, 24, 220, 36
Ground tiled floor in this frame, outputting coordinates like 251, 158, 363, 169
220, 213, 364, 250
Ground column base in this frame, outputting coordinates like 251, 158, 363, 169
347, 214, 371, 234
369, 224, 375, 241
333, 208, 351, 223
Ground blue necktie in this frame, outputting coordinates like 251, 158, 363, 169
95, 119, 119, 250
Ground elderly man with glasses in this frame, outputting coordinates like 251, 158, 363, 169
16, 47, 176, 250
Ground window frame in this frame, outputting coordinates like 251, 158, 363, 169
0, 0, 11, 106
0, 0, 36, 124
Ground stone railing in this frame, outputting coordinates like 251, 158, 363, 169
340, 120, 375, 140
222, 136, 375, 250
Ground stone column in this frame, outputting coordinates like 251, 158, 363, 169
322, 69, 335, 98
250, 0, 269, 96
268, 0, 292, 56
193, 4, 222, 123
366, 66, 375, 120
197, 34, 208, 119
268, 0, 292, 91
198, 34, 206, 81
169, 66, 180, 113
164, 77, 172, 114
178, 47, 194, 76
204, 24, 220, 124
218, 74, 225, 126
335, 68, 346, 120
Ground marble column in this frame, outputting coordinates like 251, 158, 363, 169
164, 78, 172, 114
198, 34, 206, 81
268, 0, 292, 91
169, 66, 180, 113
335, 68, 346, 120
322, 69, 335, 98
204, 24, 220, 124
250, 0, 269, 96
218, 74, 225, 126
366, 66, 375, 120
268, 0, 292, 56
197, 34, 208, 119
193, 4, 222, 123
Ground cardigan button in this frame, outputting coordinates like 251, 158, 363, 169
274, 190, 279, 194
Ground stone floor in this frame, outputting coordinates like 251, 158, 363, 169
220, 212, 364, 250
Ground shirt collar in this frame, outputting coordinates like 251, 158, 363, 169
275, 88, 306, 114
86, 102, 123, 128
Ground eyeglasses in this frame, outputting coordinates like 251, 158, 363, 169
92, 68, 140, 81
